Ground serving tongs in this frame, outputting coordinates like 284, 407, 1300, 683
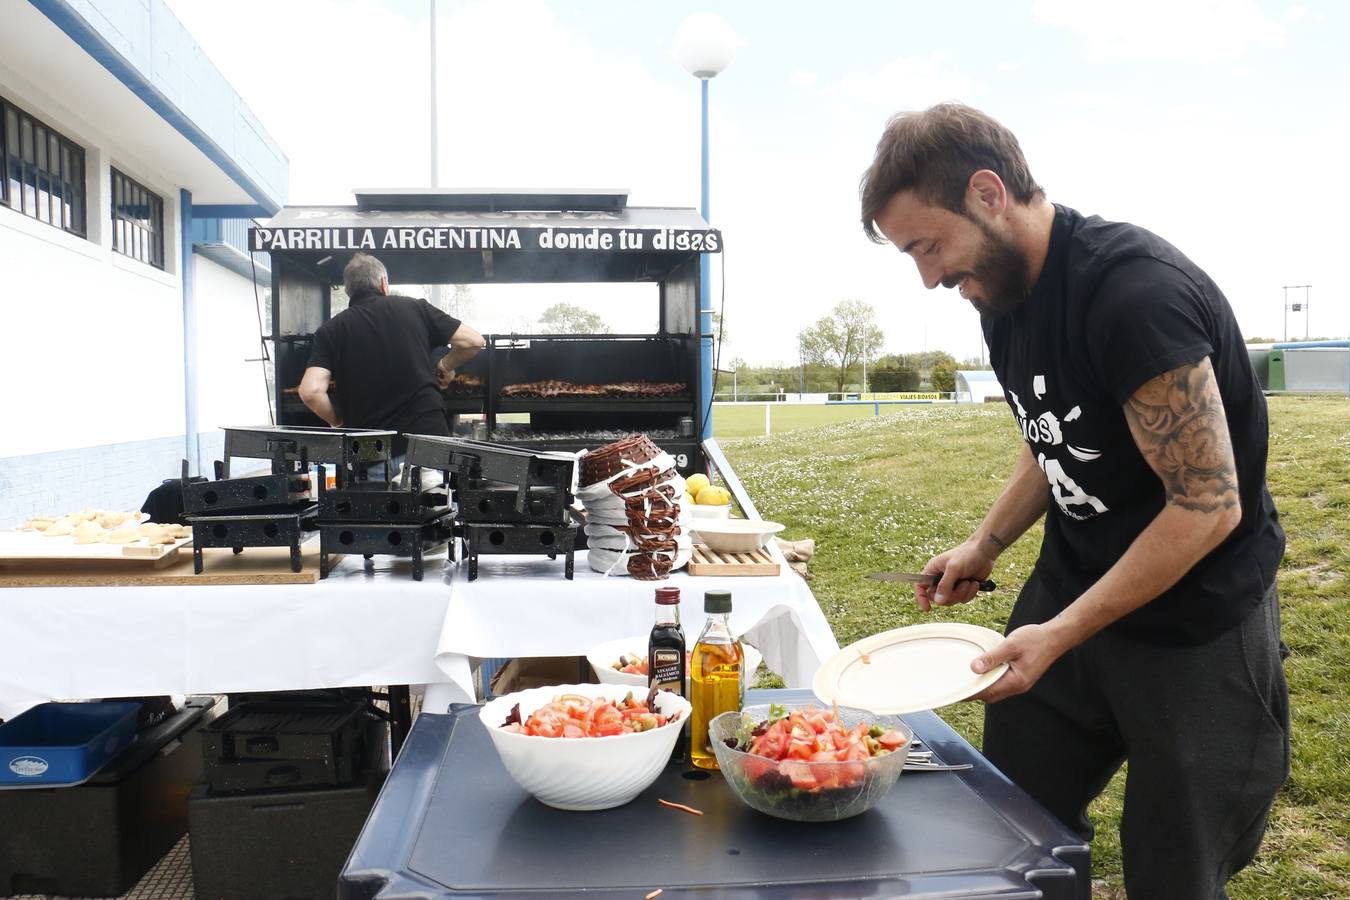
901, 736, 973, 773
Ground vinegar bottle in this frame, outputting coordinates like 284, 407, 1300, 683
647, 586, 686, 698
689, 590, 744, 770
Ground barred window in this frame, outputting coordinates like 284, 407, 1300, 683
1, 96, 87, 237
111, 168, 165, 269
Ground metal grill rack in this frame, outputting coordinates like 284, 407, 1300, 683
404, 435, 579, 580
183, 426, 398, 574
315, 466, 455, 581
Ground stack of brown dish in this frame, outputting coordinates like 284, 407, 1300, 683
576, 434, 692, 579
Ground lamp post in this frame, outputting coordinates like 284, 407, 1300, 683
675, 13, 737, 440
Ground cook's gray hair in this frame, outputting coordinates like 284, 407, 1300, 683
343, 253, 387, 298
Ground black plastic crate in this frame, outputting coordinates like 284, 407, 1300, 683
189, 764, 386, 900
0, 698, 210, 898
201, 701, 369, 793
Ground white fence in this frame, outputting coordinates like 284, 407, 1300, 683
713, 396, 960, 437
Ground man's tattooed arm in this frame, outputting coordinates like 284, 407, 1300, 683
1122, 357, 1241, 513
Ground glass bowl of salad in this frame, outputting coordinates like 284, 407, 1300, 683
480, 683, 692, 811
709, 702, 911, 822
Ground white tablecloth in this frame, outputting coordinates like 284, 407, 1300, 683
0, 548, 456, 722
431, 548, 840, 708
0, 545, 840, 722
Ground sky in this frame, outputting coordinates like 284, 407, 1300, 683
164, 0, 1349, 366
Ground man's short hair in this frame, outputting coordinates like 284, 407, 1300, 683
343, 253, 388, 298
859, 102, 1043, 243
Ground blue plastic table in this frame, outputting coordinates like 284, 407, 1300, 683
340, 689, 1089, 899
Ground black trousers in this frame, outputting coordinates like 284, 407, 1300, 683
983, 575, 1289, 899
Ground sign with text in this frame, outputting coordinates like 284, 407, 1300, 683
248, 226, 721, 254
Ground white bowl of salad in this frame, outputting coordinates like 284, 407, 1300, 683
480, 682, 692, 811
587, 636, 763, 690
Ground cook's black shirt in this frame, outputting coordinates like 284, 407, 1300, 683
983, 205, 1285, 645
308, 291, 461, 434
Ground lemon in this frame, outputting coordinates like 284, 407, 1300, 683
695, 485, 731, 506
682, 493, 696, 509
686, 473, 711, 495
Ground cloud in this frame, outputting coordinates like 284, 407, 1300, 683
822, 52, 981, 109
789, 70, 819, 87
164, 0, 702, 207
1033, 0, 1285, 63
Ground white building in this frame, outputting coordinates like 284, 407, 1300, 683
954, 370, 1004, 403
0, 0, 288, 523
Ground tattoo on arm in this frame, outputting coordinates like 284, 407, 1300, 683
985, 532, 1009, 553
1122, 357, 1240, 513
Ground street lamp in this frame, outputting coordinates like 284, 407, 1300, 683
1282, 284, 1311, 342
675, 13, 737, 439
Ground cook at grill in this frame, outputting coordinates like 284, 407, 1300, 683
298, 252, 484, 444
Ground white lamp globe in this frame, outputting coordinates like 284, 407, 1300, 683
674, 12, 738, 79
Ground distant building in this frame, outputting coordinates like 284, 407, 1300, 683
1, 0, 288, 521
955, 370, 1004, 403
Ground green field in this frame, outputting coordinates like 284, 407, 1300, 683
712, 401, 953, 439
720, 395, 1350, 899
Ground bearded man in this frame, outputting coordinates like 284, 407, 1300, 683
861, 102, 1288, 898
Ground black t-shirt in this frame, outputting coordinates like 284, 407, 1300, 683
307, 292, 461, 434
983, 205, 1285, 645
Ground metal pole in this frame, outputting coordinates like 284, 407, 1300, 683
862, 331, 868, 397
1283, 286, 1288, 343
1305, 285, 1311, 339
699, 77, 714, 439
180, 189, 199, 475
430, 0, 439, 187
429, 0, 445, 310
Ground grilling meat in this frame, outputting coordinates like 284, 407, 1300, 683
500, 380, 686, 399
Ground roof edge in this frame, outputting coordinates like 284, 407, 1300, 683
30, 0, 283, 214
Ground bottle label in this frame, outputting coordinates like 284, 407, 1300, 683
651, 647, 682, 692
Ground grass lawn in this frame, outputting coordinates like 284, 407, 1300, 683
719, 395, 1350, 899
712, 401, 941, 439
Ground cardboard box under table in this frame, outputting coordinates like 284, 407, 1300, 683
339, 688, 1090, 899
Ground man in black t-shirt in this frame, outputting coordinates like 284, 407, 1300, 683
860, 103, 1288, 897
298, 253, 484, 450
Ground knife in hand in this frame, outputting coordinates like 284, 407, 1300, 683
865, 571, 997, 592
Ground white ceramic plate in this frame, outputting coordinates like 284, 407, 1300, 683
811, 622, 1009, 715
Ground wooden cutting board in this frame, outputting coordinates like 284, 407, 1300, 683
686, 545, 781, 577
0, 529, 189, 564
0, 544, 325, 588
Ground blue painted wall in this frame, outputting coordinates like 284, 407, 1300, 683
33, 0, 288, 211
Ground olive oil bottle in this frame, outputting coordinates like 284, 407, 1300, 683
689, 590, 744, 770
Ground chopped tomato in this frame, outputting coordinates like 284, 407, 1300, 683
877, 730, 908, 751
505, 693, 679, 738
736, 705, 904, 794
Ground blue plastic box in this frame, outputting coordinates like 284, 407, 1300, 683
0, 701, 141, 787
